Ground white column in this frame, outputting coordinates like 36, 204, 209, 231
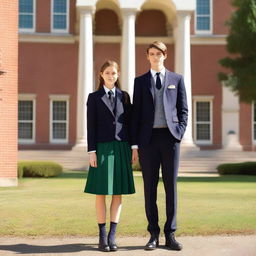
175, 10, 195, 146
75, 6, 94, 148
222, 86, 242, 150
121, 8, 137, 99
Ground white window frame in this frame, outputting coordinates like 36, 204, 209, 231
195, 0, 213, 35
18, 94, 36, 144
19, 0, 36, 33
193, 96, 214, 145
49, 95, 69, 144
51, 0, 69, 33
253, 102, 256, 145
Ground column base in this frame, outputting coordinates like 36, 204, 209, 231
180, 138, 199, 152
0, 177, 18, 187
222, 134, 242, 151
72, 140, 87, 151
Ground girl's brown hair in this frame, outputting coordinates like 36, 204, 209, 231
96, 60, 121, 91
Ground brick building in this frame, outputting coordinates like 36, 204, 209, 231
17, 0, 256, 151
0, 1, 18, 186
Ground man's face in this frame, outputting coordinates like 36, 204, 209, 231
147, 47, 167, 66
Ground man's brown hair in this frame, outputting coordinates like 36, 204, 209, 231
146, 41, 167, 55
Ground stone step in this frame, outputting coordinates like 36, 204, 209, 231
18, 149, 256, 172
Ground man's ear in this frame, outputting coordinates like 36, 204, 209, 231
146, 53, 150, 60
164, 54, 167, 60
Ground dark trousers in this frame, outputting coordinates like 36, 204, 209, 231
139, 128, 180, 235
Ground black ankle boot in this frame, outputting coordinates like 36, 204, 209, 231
108, 222, 118, 251
98, 223, 110, 252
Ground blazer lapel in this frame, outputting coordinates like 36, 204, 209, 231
163, 69, 177, 105
100, 88, 115, 118
145, 71, 154, 102
114, 88, 124, 140
115, 88, 124, 119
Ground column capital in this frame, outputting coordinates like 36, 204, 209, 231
120, 8, 139, 16
176, 10, 193, 18
76, 4, 95, 14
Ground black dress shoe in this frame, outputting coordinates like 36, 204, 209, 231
165, 233, 183, 251
99, 238, 110, 252
109, 242, 118, 251
145, 234, 159, 250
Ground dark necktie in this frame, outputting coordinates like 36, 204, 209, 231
156, 72, 162, 90
108, 90, 115, 110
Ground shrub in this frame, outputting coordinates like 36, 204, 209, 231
217, 162, 256, 175
18, 161, 63, 178
132, 161, 141, 172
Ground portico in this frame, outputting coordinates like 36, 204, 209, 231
75, 0, 196, 149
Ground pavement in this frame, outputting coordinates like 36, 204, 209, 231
0, 235, 255, 256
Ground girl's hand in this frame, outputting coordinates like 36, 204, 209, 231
89, 152, 97, 168
132, 148, 138, 165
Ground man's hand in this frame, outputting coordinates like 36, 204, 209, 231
132, 148, 138, 165
89, 152, 97, 167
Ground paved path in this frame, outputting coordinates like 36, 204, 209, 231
0, 235, 255, 256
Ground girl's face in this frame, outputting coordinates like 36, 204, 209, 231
101, 66, 118, 88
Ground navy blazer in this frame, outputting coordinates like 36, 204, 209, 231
87, 87, 131, 152
131, 69, 188, 146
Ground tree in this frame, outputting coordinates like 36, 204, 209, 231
218, 0, 256, 102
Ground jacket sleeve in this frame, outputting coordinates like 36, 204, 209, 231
176, 75, 188, 138
131, 77, 142, 145
87, 93, 97, 152
122, 91, 132, 145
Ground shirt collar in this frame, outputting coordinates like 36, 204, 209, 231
150, 67, 166, 78
103, 85, 116, 96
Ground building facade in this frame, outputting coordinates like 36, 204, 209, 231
0, 0, 18, 186
18, 0, 256, 151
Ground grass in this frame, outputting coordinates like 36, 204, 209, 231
0, 172, 256, 237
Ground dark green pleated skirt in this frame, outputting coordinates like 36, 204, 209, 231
84, 141, 135, 195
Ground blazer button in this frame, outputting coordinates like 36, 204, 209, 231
113, 121, 116, 125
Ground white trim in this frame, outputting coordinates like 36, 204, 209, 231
49, 95, 69, 144
191, 35, 226, 45
253, 102, 256, 145
193, 97, 213, 145
19, 33, 76, 43
49, 94, 70, 100
18, 93, 36, 100
136, 36, 174, 44
193, 95, 214, 101
18, 33, 227, 45
18, 96, 36, 144
195, 0, 213, 35
0, 178, 18, 187
19, 0, 36, 33
51, 0, 70, 34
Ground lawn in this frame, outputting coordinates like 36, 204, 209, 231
0, 172, 256, 237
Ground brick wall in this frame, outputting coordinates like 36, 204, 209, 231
0, 0, 18, 186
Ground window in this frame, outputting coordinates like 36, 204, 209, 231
195, 0, 212, 34
50, 95, 69, 143
18, 95, 36, 143
193, 97, 213, 144
19, 0, 35, 32
51, 0, 69, 33
253, 102, 256, 143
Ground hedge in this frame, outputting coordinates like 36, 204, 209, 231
18, 161, 63, 178
217, 162, 256, 175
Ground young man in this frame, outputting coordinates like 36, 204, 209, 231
132, 41, 188, 251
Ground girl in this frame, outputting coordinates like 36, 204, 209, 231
84, 60, 135, 252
